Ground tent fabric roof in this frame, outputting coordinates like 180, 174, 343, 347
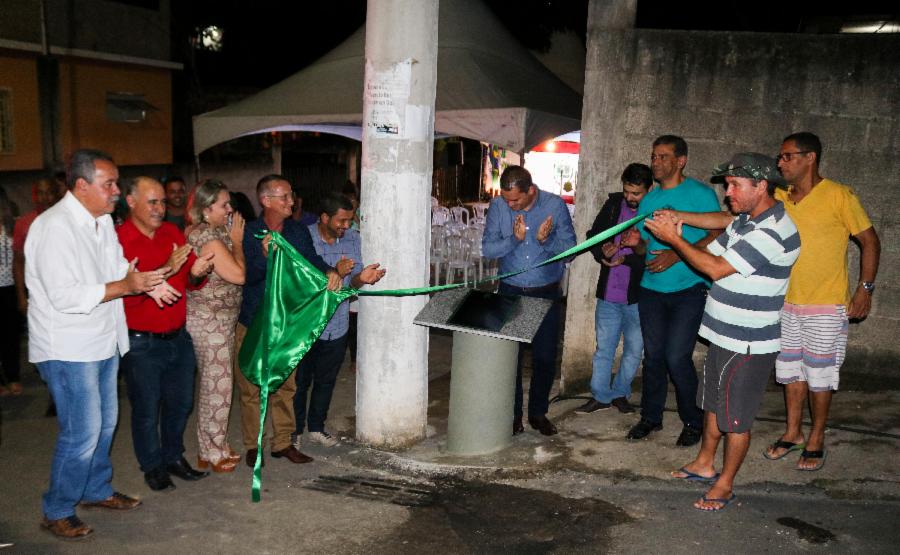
192, 0, 582, 154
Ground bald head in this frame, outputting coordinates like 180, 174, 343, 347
126, 177, 167, 236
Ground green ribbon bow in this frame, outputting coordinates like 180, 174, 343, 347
238, 213, 645, 501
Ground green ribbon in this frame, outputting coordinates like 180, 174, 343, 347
237, 213, 644, 501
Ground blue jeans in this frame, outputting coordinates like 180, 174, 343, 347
591, 299, 643, 403
294, 334, 348, 434
37, 357, 118, 520
637, 285, 706, 429
499, 282, 561, 419
122, 329, 196, 472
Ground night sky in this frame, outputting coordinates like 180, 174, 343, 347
174, 0, 896, 90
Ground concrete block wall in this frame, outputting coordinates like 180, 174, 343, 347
563, 23, 900, 392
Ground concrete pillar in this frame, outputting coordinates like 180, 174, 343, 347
356, 0, 438, 448
560, 0, 637, 394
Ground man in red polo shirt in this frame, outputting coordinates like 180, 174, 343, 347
117, 177, 214, 491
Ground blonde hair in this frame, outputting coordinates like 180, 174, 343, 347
187, 179, 228, 226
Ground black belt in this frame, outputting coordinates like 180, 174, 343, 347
128, 328, 183, 341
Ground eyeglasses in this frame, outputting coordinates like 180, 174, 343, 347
776, 151, 811, 163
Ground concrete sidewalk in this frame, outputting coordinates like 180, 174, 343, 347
1, 328, 898, 553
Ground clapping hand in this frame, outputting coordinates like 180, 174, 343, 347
536, 215, 553, 243
164, 243, 192, 276
229, 212, 245, 246
190, 252, 215, 279
336, 256, 355, 278
147, 281, 182, 308
513, 214, 527, 241
357, 263, 386, 285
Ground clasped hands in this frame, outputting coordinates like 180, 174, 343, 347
600, 228, 642, 268
513, 214, 553, 243
641, 209, 683, 273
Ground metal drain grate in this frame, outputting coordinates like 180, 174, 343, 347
302, 475, 437, 507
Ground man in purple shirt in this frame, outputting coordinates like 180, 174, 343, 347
575, 163, 651, 415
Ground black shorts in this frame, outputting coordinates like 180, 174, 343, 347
698, 343, 777, 433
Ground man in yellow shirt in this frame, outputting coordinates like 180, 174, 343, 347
764, 132, 880, 471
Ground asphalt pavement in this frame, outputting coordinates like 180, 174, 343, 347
1, 329, 898, 554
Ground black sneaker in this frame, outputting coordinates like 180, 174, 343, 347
676, 426, 702, 447
611, 397, 635, 414
626, 418, 662, 440
574, 399, 611, 414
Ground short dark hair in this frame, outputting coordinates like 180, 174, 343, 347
783, 131, 822, 165
162, 176, 185, 188
652, 135, 688, 158
256, 174, 290, 200
621, 163, 652, 188
67, 149, 114, 189
319, 192, 355, 218
499, 166, 533, 193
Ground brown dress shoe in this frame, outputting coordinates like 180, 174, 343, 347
80, 492, 142, 511
245, 448, 265, 468
271, 445, 314, 464
41, 515, 94, 540
528, 415, 558, 436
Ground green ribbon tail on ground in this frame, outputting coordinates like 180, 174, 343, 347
237, 213, 645, 500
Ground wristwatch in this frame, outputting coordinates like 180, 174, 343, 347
861, 281, 875, 294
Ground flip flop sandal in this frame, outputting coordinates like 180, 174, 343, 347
796, 449, 827, 471
763, 439, 805, 460
694, 493, 736, 512
671, 466, 720, 483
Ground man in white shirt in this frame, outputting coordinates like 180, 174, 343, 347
26, 149, 176, 540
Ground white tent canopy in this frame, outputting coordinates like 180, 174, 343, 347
192, 0, 582, 155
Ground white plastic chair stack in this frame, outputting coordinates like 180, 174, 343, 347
431, 205, 450, 227
447, 206, 469, 236
471, 202, 489, 227
430, 224, 447, 285
463, 226, 486, 282
444, 234, 474, 286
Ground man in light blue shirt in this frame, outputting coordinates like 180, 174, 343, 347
483, 166, 576, 436
295, 193, 385, 448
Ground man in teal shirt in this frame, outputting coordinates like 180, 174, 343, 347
622, 135, 722, 446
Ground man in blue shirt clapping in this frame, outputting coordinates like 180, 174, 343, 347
483, 166, 576, 436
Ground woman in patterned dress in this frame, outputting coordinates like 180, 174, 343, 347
185, 180, 245, 472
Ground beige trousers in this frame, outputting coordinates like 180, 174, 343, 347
234, 323, 297, 452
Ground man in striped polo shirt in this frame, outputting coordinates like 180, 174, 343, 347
645, 153, 800, 512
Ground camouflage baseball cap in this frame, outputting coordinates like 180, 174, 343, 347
710, 152, 787, 188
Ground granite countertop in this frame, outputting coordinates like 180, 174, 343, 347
413, 288, 552, 343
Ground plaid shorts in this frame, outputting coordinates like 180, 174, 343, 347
775, 303, 848, 391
